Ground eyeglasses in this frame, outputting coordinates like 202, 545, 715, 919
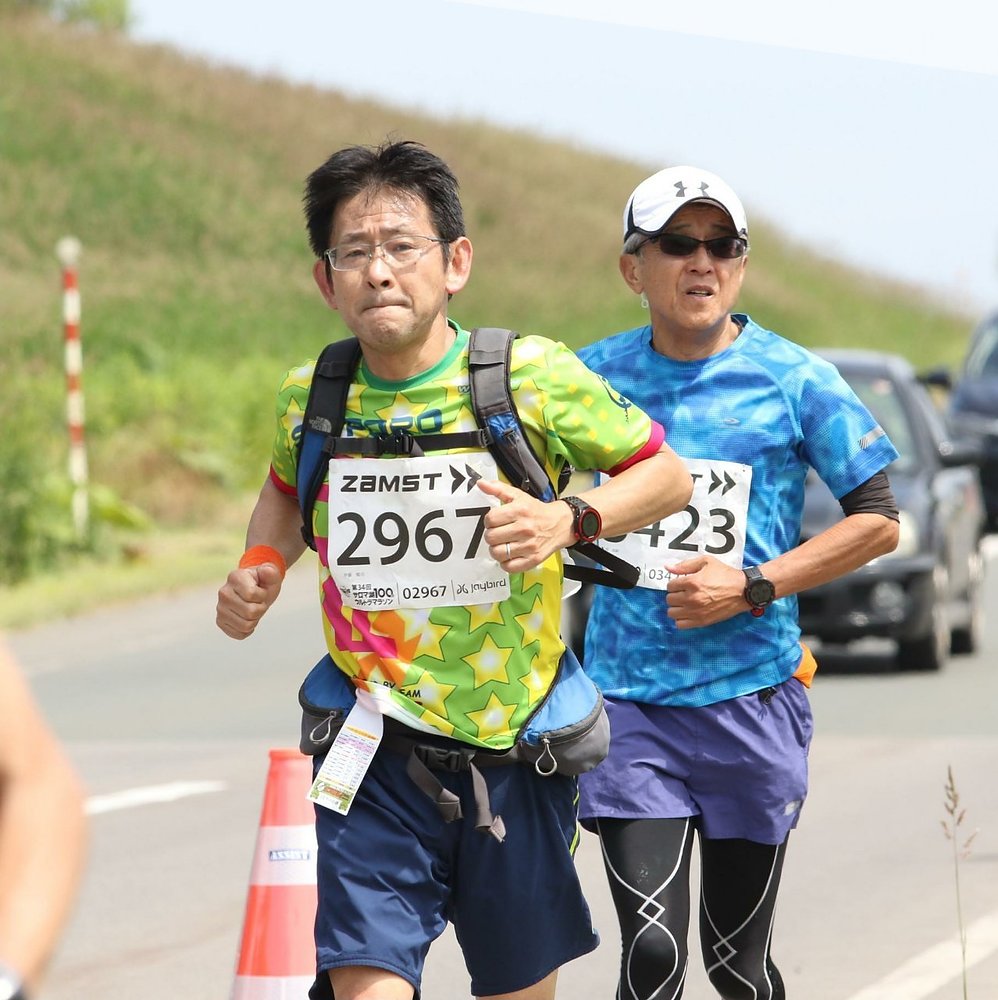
324, 235, 448, 272
645, 233, 749, 260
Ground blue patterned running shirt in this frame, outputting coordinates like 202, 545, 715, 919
578, 314, 899, 707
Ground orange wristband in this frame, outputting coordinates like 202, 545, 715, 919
239, 544, 287, 580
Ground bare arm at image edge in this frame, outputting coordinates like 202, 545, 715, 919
0, 640, 87, 992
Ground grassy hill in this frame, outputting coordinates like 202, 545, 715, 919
0, 12, 975, 606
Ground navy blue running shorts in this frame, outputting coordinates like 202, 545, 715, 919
307, 744, 599, 999
579, 677, 813, 844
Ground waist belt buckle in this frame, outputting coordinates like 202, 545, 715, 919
378, 428, 416, 455
415, 744, 472, 773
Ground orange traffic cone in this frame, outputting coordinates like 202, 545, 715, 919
231, 748, 318, 999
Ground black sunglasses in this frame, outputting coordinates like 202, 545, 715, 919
647, 233, 749, 260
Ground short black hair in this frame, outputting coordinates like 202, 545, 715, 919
303, 139, 466, 258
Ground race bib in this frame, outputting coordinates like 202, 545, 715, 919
325, 452, 511, 610
598, 458, 752, 590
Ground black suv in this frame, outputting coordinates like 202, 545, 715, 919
928, 311, 998, 534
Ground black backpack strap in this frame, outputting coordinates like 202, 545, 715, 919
468, 327, 639, 590
565, 541, 640, 589
468, 327, 556, 500
297, 338, 363, 550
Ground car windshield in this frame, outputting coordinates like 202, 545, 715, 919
964, 317, 998, 379
841, 373, 916, 473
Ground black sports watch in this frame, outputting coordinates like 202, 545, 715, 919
560, 496, 602, 543
0, 963, 26, 1000
743, 566, 776, 617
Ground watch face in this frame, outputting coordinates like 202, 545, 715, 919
578, 509, 601, 540
747, 578, 775, 606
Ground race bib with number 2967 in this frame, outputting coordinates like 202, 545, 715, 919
324, 452, 511, 610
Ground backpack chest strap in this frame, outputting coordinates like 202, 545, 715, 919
320, 427, 491, 458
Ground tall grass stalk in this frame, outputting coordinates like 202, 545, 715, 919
941, 765, 978, 1000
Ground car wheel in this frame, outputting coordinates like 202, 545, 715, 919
950, 550, 983, 655
896, 568, 950, 672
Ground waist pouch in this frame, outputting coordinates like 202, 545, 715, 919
299, 649, 608, 840
298, 647, 609, 778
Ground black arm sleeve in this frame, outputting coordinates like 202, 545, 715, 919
838, 470, 899, 521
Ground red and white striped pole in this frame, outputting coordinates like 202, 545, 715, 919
56, 236, 89, 541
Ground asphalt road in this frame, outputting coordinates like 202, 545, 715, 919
11, 544, 998, 1000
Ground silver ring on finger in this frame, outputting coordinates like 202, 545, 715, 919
505, 542, 512, 561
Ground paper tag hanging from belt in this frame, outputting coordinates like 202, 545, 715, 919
307, 699, 384, 815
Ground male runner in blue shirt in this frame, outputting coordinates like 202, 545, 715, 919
578, 165, 901, 1000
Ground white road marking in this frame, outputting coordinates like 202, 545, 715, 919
845, 910, 998, 1000
86, 780, 227, 815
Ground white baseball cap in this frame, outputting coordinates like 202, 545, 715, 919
623, 165, 748, 241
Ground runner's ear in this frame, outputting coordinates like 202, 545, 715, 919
444, 237, 473, 297
619, 252, 643, 295
313, 258, 338, 310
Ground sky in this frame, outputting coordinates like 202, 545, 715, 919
128, 0, 998, 321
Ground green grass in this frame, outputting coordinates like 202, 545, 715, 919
0, 10, 977, 602
0, 523, 243, 629
0, 495, 258, 629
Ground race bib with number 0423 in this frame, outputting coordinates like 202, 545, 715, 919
324, 452, 511, 610
597, 457, 752, 590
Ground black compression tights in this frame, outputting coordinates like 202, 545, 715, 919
596, 817, 788, 1000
